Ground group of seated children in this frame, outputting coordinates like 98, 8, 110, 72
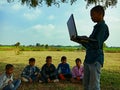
0, 56, 84, 90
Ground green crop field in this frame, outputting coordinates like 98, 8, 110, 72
0, 51, 120, 90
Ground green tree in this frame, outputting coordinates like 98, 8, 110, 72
36, 43, 40, 47
7, 0, 117, 8
14, 42, 20, 47
45, 44, 48, 49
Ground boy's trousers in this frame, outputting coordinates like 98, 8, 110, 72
3, 79, 21, 90
83, 62, 101, 90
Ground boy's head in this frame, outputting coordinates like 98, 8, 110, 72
29, 58, 35, 66
75, 58, 82, 66
5, 64, 14, 75
90, 5, 105, 23
46, 56, 52, 66
61, 56, 67, 64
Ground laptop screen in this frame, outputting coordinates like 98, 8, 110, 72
67, 14, 78, 40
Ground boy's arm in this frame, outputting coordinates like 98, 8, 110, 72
72, 35, 96, 43
71, 67, 76, 78
57, 64, 61, 74
21, 66, 30, 79
50, 65, 58, 77
67, 64, 71, 74
72, 36, 97, 43
35, 67, 41, 75
41, 65, 48, 79
72, 35, 98, 49
0, 74, 4, 88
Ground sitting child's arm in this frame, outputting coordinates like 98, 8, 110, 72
0, 74, 4, 88
49, 65, 57, 77
21, 66, 30, 79
41, 66, 49, 80
72, 67, 76, 78
34, 67, 41, 78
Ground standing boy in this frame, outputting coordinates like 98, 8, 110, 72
0, 64, 21, 90
72, 5, 109, 90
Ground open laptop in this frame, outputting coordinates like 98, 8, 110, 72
67, 14, 78, 42
67, 14, 94, 43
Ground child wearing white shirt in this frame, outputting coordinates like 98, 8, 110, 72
0, 64, 21, 90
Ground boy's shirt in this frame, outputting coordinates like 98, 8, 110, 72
74, 20, 109, 66
87, 20, 109, 50
72, 65, 84, 79
0, 73, 13, 89
41, 64, 57, 79
57, 63, 71, 74
21, 65, 40, 79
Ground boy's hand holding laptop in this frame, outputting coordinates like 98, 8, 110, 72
71, 35, 89, 43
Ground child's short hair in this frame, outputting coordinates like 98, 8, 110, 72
75, 58, 82, 63
61, 56, 67, 62
91, 5, 105, 16
29, 58, 35, 62
46, 56, 52, 62
5, 64, 14, 70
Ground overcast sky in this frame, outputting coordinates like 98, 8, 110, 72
0, 0, 120, 47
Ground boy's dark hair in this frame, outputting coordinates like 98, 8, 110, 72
46, 56, 52, 62
46, 56, 52, 60
75, 58, 82, 63
61, 56, 67, 61
5, 64, 14, 70
91, 5, 105, 16
29, 58, 35, 62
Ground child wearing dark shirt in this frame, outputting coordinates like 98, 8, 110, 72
41, 56, 59, 83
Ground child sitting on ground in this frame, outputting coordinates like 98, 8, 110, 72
0, 64, 21, 90
71, 58, 84, 83
57, 56, 72, 81
21, 58, 41, 83
41, 56, 59, 83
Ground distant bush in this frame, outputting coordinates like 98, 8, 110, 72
104, 47, 120, 53
0, 45, 120, 53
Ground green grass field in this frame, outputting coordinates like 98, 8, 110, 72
0, 51, 120, 90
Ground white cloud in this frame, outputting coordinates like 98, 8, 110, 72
0, 0, 7, 5
0, 1, 8, 10
48, 15, 55, 20
33, 24, 43, 30
48, 24, 55, 29
23, 9, 42, 20
32, 24, 55, 31
12, 4, 23, 10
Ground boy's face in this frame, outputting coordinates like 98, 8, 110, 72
46, 58, 52, 66
6, 67, 14, 75
90, 11, 103, 23
29, 61, 35, 66
62, 59, 66, 64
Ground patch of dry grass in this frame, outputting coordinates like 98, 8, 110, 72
0, 51, 120, 90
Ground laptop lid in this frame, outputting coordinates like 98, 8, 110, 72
67, 14, 78, 41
